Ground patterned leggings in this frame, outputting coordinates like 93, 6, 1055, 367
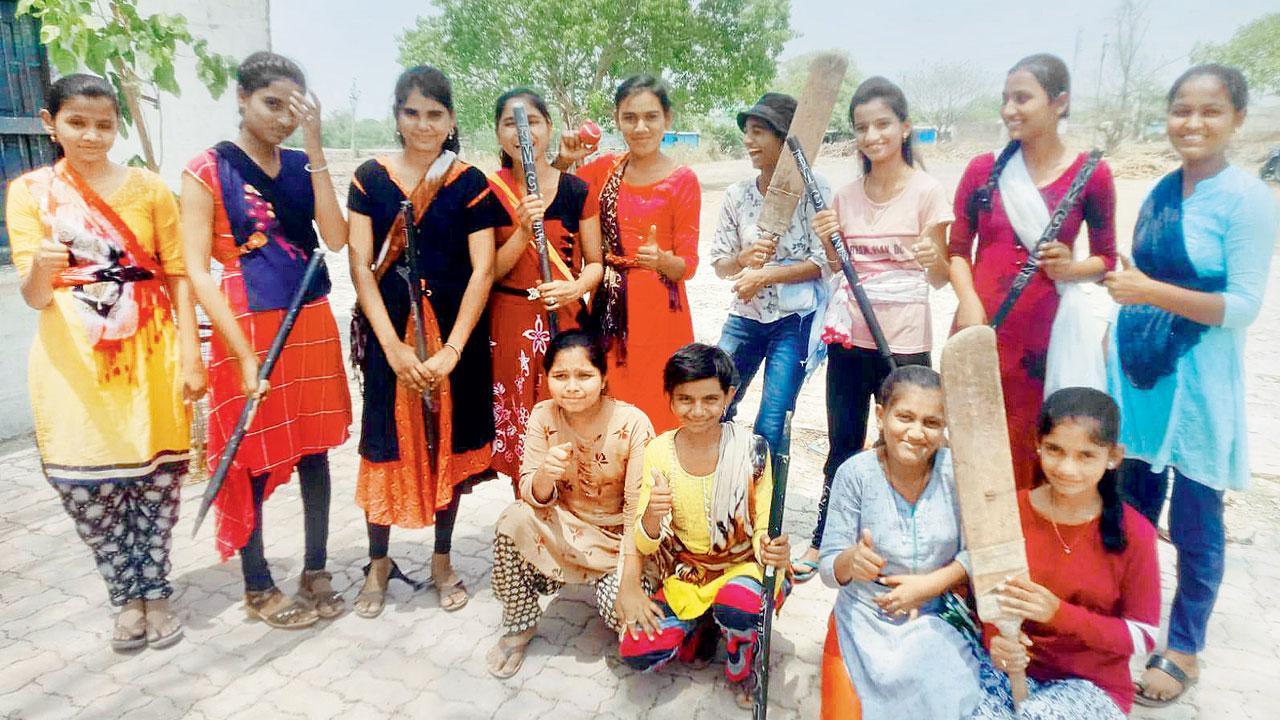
491, 533, 642, 635
967, 653, 1124, 719
51, 464, 183, 607
619, 575, 770, 683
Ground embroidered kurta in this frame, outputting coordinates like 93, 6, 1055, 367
633, 429, 773, 619
1109, 166, 1277, 491
494, 399, 654, 584
817, 448, 980, 719
6, 167, 190, 482
577, 154, 700, 432
950, 153, 1116, 488
487, 169, 599, 479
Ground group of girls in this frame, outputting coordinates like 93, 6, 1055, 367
8, 38, 1275, 718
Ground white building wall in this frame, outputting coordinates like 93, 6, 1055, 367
0, 0, 270, 442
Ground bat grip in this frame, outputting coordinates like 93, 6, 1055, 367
994, 616, 1029, 707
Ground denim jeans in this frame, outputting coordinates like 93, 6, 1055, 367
1120, 458, 1225, 654
717, 312, 813, 457
240, 453, 332, 593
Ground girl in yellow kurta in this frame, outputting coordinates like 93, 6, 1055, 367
619, 343, 791, 708
6, 74, 200, 651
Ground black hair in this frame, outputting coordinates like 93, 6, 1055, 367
663, 343, 737, 394
876, 364, 942, 408
1009, 53, 1071, 118
237, 51, 306, 94
494, 87, 552, 169
543, 330, 607, 376
965, 140, 1022, 231
1167, 63, 1249, 112
614, 74, 672, 113
47, 73, 118, 118
1037, 387, 1127, 554
393, 65, 460, 154
849, 76, 915, 175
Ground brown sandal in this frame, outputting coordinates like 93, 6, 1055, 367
355, 557, 429, 619
143, 598, 184, 649
244, 588, 319, 629
112, 600, 147, 652
298, 570, 345, 619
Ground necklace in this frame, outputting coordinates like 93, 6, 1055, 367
1048, 491, 1075, 555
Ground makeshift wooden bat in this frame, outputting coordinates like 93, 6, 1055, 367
941, 325, 1030, 705
191, 248, 327, 536
512, 101, 558, 336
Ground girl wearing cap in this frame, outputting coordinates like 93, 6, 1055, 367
709, 92, 829, 464
553, 74, 701, 433
800, 77, 953, 581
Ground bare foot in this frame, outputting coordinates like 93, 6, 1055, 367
1137, 650, 1198, 703
486, 628, 536, 678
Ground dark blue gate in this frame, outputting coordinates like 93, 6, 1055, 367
1, 0, 54, 265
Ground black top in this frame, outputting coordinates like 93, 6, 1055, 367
348, 159, 511, 462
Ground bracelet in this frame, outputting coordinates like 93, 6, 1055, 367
442, 342, 462, 360
304, 162, 329, 174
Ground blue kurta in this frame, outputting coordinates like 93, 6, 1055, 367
1108, 166, 1277, 491
818, 448, 980, 719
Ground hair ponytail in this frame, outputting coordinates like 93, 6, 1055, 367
1097, 467, 1127, 553
966, 139, 1020, 230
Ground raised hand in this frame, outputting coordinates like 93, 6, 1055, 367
634, 225, 665, 273
843, 529, 886, 583
542, 441, 574, 482
290, 90, 324, 150
643, 468, 674, 528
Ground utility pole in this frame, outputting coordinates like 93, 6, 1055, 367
348, 78, 360, 156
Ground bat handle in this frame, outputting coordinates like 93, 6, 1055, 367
994, 616, 1029, 707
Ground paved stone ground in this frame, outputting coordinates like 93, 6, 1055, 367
2, 157, 1277, 719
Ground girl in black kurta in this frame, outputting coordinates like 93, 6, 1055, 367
347, 65, 509, 616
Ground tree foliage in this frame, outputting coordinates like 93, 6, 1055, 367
1193, 13, 1280, 97
397, 0, 793, 133
18, 0, 238, 170
772, 50, 860, 132
901, 62, 992, 135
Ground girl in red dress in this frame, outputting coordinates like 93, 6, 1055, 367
948, 54, 1116, 489
486, 88, 604, 481
182, 52, 352, 629
555, 75, 701, 432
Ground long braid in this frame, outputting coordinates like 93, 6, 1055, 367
966, 140, 1021, 230
1098, 468, 1127, 553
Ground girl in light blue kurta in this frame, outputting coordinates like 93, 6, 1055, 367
819, 366, 980, 719
1104, 64, 1278, 708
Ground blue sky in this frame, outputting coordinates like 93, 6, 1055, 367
270, 0, 1275, 119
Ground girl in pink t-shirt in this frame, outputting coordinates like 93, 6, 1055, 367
797, 77, 953, 579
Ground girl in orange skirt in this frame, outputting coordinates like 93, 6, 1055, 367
182, 52, 352, 629
347, 66, 508, 616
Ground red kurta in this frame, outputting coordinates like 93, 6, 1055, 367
578, 154, 700, 432
983, 491, 1161, 714
949, 153, 1116, 488
487, 168, 599, 479
186, 150, 352, 560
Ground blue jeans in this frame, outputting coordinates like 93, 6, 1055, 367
717, 312, 813, 457
1120, 458, 1225, 654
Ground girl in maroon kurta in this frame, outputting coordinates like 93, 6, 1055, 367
973, 387, 1160, 718
948, 54, 1116, 489
487, 89, 604, 480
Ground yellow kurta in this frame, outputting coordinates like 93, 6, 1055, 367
634, 429, 773, 619
6, 168, 189, 481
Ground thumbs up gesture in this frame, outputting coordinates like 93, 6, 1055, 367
643, 469, 674, 528
846, 529, 887, 583
634, 225, 667, 274
543, 441, 574, 482
1102, 253, 1154, 306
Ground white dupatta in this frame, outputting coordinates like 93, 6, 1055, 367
997, 150, 1110, 396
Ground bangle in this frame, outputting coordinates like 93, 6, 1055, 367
442, 342, 462, 360
304, 162, 329, 174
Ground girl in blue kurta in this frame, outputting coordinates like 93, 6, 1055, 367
818, 365, 980, 719
1104, 63, 1278, 708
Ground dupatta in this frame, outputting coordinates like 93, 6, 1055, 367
1116, 170, 1225, 389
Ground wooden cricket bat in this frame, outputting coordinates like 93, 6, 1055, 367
941, 325, 1030, 704
755, 52, 847, 240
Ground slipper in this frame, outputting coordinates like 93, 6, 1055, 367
790, 560, 820, 584
486, 633, 532, 679
144, 600, 184, 650
1134, 654, 1196, 708
437, 576, 469, 612
111, 602, 147, 652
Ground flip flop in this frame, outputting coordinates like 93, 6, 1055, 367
486, 633, 532, 679
1134, 654, 1197, 708
436, 575, 469, 612
790, 560, 820, 583
144, 600, 184, 650
111, 603, 147, 652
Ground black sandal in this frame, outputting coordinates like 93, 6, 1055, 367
1134, 654, 1196, 708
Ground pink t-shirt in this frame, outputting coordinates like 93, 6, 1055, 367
821, 170, 953, 354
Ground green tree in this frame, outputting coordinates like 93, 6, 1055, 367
772, 50, 860, 132
1193, 13, 1280, 97
397, 0, 793, 133
18, 0, 237, 170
